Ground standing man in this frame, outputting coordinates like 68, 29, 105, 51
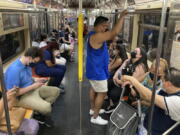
86, 11, 127, 125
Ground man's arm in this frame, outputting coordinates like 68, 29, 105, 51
90, 11, 127, 49
17, 82, 44, 96
122, 75, 166, 110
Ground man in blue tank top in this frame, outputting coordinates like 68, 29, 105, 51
86, 11, 127, 125
121, 67, 180, 134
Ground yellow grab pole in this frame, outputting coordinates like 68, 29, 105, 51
78, 13, 84, 82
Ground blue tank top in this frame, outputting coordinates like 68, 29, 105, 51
144, 90, 180, 135
86, 31, 109, 80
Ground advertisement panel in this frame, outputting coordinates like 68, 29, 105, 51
170, 21, 180, 69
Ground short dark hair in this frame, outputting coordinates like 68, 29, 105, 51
165, 67, 180, 87
94, 16, 109, 27
24, 47, 42, 60
40, 33, 47, 41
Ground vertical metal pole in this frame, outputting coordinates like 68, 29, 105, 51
0, 53, 12, 135
147, 0, 169, 135
78, 0, 83, 135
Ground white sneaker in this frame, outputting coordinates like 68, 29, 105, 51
89, 109, 105, 115
90, 116, 108, 125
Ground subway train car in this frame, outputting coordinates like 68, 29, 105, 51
0, 0, 180, 135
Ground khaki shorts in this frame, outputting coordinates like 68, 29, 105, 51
89, 80, 108, 93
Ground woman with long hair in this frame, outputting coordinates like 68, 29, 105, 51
105, 47, 148, 113
109, 44, 128, 74
35, 39, 66, 92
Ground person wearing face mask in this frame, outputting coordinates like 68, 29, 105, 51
142, 58, 168, 91
108, 44, 128, 78
86, 11, 127, 125
108, 48, 148, 108
4, 47, 60, 127
121, 67, 180, 135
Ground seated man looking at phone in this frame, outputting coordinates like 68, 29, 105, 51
4, 47, 60, 117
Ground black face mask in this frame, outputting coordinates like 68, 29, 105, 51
149, 72, 161, 81
29, 62, 36, 67
130, 51, 136, 59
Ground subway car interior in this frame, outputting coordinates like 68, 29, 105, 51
0, 0, 180, 135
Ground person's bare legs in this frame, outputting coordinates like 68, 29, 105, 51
93, 92, 107, 118
89, 87, 96, 111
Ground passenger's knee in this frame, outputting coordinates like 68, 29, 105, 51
38, 103, 51, 115
52, 87, 60, 97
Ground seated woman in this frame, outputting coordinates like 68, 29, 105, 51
35, 39, 66, 93
108, 44, 128, 78
142, 58, 168, 91
122, 67, 180, 135
106, 47, 148, 113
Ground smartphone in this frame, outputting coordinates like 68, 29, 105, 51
118, 72, 121, 80
42, 80, 48, 83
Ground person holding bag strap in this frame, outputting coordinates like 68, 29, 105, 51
121, 67, 180, 135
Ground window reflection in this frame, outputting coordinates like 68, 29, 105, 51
0, 31, 24, 63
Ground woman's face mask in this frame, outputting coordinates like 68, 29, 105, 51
149, 72, 161, 81
130, 51, 136, 59
113, 50, 118, 56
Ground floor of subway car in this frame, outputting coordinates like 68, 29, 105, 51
37, 51, 109, 135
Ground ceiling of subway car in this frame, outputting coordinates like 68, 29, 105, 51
66, 0, 126, 8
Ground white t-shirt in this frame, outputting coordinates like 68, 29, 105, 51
39, 41, 47, 48
164, 95, 180, 121
32, 41, 40, 47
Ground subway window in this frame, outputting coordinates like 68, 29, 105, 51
138, 13, 168, 54
0, 31, 25, 63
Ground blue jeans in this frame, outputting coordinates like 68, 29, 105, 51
36, 65, 66, 87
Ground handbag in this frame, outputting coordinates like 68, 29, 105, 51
0, 107, 26, 133
108, 87, 141, 135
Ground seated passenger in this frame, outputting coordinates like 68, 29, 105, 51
32, 38, 40, 47
4, 47, 60, 117
0, 88, 39, 134
39, 33, 48, 48
106, 47, 148, 113
142, 58, 168, 91
121, 67, 180, 135
108, 44, 128, 78
48, 38, 66, 65
59, 25, 71, 45
35, 40, 66, 92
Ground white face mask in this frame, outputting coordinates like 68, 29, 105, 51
113, 50, 118, 56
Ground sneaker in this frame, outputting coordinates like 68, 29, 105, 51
59, 84, 65, 89
44, 116, 54, 128
89, 109, 105, 115
105, 105, 116, 114
90, 116, 108, 125
60, 88, 65, 94
34, 114, 54, 128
